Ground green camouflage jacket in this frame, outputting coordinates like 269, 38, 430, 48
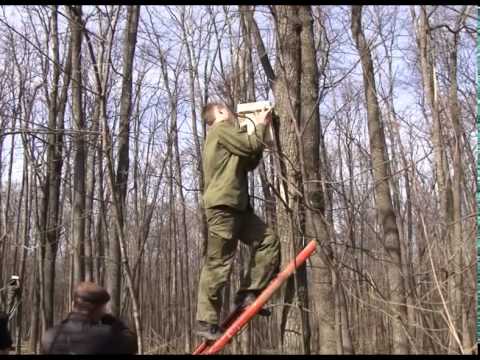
202, 120, 266, 211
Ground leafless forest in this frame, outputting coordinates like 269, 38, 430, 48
0, 5, 476, 355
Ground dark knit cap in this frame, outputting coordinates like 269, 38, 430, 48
73, 282, 110, 305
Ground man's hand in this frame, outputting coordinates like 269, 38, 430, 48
253, 107, 272, 126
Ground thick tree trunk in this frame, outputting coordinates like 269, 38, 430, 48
298, 6, 338, 354
448, 30, 472, 353
14, 165, 25, 353
271, 5, 309, 354
107, 6, 140, 318
104, 6, 143, 352
69, 5, 86, 285
413, 6, 459, 351
82, 5, 123, 316
351, 5, 409, 354
29, 6, 73, 334
29, 254, 40, 353
84, 104, 98, 282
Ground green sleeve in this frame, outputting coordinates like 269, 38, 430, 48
216, 122, 266, 157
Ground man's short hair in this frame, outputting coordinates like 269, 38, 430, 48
201, 102, 226, 126
73, 282, 110, 313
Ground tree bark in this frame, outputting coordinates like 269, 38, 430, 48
298, 6, 338, 354
412, 6, 458, 351
106, 5, 143, 352
179, 8, 208, 257
271, 5, 309, 354
351, 5, 409, 354
69, 5, 86, 285
448, 28, 472, 353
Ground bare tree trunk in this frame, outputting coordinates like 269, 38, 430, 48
412, 7, 458, 352
29, 253, 40, 353
110, 4, 139, 317
298, 6, 338, 354
271, 5, 309, 354
242, 5, 316, 353
69, 5, 86, 285
103, 5, 143, 352
82, 4, 121, 314
448, 28, 472, 353
84, 103, 98, 282
351, 5, 409, 354
181, 16, 208, 255
10, 144, 27, 353
414, 7, 451, 230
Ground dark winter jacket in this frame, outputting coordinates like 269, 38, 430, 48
0, 311, 13, 350
41, 312, 137, 354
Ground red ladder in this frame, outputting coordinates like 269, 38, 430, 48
192, 239, 317, 355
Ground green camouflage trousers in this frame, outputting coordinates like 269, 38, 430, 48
196, 206, 280, 324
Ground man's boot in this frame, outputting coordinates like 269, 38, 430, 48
234, 291, 271, 316
195, 321, 222, 341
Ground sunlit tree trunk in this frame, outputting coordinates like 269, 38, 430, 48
69, 4, 86, 285
351, 5, 409, 354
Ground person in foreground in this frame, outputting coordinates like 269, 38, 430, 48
195, 102, 281, 341
41, 281, 137, 354
0, 311, 13, 354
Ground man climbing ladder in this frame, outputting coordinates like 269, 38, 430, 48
195, 102, 281, 340
193, 240, 317, 355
